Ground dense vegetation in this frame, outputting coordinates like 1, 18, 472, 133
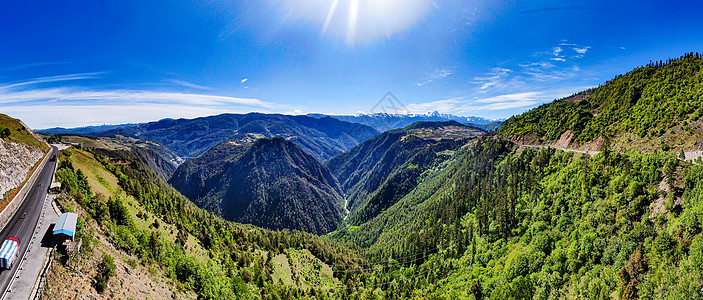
169, 137, 346, 234
57, 146, 372, 299
333, 138, 703, 298
500, 53, 703, 149
97, 113, 379, 161
327, 121, 482, 225
47, 53, 703, 299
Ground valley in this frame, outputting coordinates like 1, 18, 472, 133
33, 53, 703, 299
3, 1, 702, 299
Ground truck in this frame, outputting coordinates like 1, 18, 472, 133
0, 237, 20, 269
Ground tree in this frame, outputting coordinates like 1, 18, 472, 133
94, 254, 116, 293
0, 128, 9, 139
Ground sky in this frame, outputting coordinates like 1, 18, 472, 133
1, 0, 702, 128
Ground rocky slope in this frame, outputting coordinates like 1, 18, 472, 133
0, 114, 46, 200
0, 139, 44, 200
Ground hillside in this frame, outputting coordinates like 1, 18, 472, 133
51, 145, 369, 299
96, 113, 378, 161
327, 138, 703, 298
499, 53, 703, 153
169, 137, 346, 234
58, 134, 182, 181
326, 121, 485, 224
0, 113, 47, 202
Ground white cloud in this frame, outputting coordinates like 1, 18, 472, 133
273, 0, 432, 46
552, 46, 563, 56
574, 46, 590, 54
241, 78, 248, 83
3, 104, 239, 129
0, 88, 274, 107
0, 84, 287, 128
550, 57, 566, 61
166, 79, 211, 90
406, 92, 541, 115
474, 92, 542, 103
417, 68, 452, 86
0, 72, 105, 90
405, 87, 587, 117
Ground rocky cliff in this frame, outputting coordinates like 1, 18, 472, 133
0, 138, 44, 200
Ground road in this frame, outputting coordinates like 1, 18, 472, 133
518, 144, 600, 156
0, 146, 57, 297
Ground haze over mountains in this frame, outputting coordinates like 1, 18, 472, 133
307, 111, 502, 132
42, 113, 379, 162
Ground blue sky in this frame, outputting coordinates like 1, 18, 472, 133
1, 0, 702, 128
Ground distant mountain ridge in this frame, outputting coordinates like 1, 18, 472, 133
308, 111, 502, 132
41, 113, 379, 162
169, 137, 345, 234
38, 123, 137, 135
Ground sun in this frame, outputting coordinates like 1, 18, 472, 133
275, 0, 432, 46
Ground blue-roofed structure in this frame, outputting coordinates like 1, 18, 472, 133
53, 212, 78, 241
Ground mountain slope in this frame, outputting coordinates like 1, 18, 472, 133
169, 137, 346, 234
326, 121, 484, 224
499, 53, 703, 153
59, 134, 182, 181
97, 113, 378, 161
53, 146, 367, 299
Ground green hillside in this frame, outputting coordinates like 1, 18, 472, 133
331, 138, 703, 298
326, 121, 483, 225
169, 136, 346, 235
0, 113, 48, 151
499, 53, 703, 152
55, 145, 371, 299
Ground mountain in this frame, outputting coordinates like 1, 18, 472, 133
307, 111, 502, 132
53, 143, 366, 299
169, 136, 346, 234
59, 134, 182, 181
499, 53, 703, 153
93, 113, 378, 162
38, 123, 136, 135
326, 121, 485, 224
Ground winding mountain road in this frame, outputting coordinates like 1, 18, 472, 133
0, 146, 57, 298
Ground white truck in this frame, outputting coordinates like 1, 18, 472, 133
0, 237, 20, 269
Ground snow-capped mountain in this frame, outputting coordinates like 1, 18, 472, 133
307, 111, 502, 132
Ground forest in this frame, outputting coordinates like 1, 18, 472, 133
51, 55, 703, 299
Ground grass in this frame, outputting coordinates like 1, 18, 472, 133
69, 149, 120, 197
0, 113, 48, 152
270, 248, 339, 290
67, 147, 211, 263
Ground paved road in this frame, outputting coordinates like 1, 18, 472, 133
0, 146, 57, 297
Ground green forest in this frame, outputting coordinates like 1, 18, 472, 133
499, 53, 703, 150
52, 54, 703, 299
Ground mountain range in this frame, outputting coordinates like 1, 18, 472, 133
32, 53, 703, 299
308, 111, 502, 132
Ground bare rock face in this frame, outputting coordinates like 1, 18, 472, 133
0, 139, 44, 199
